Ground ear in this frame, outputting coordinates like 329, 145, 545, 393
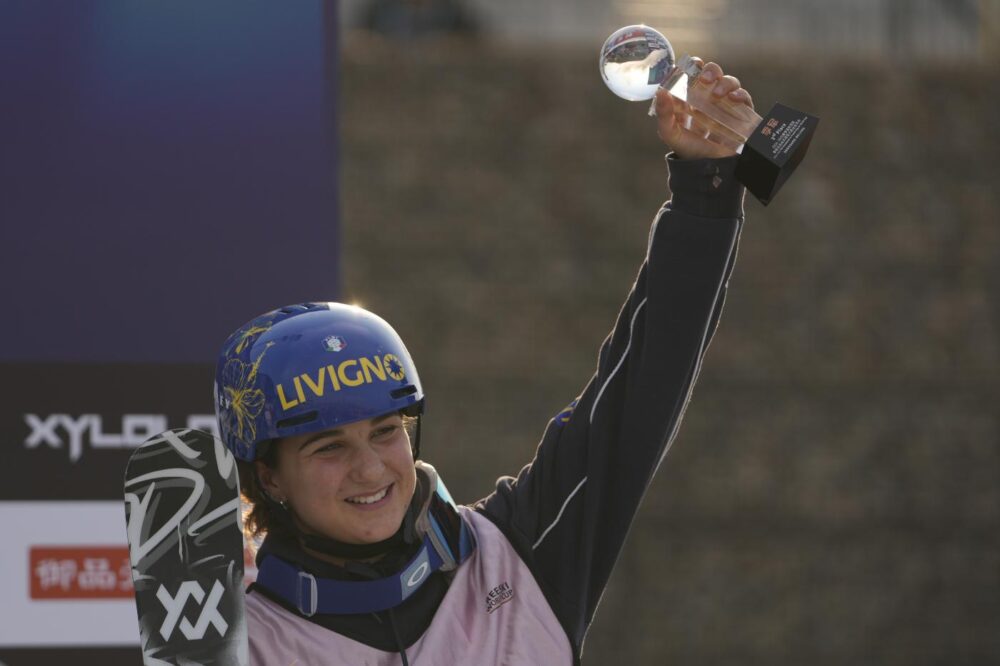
255, 459, 284, 500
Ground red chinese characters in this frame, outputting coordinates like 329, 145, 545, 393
30, 547, 134, 599
30, 545, 257, 599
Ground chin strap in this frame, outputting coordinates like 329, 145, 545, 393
254, 463, 475, 617
403, 401, 423, 460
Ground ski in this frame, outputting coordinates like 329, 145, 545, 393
124, 428, 249, 665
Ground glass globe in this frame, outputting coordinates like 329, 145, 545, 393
599, 25, 675, 102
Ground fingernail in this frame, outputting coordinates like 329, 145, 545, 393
713, 82, 727, 95
700, 69, 716, 83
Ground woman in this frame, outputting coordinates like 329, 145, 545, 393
215, 63, 751, 664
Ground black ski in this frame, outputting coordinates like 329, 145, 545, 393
124, 428, 248, 665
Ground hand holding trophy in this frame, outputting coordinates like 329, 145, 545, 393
600, 25, 818, 205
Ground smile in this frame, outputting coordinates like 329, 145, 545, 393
345, 484, 392, 506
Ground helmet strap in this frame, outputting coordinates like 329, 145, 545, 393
413, 413, 422, 460
400, 399, 424, 460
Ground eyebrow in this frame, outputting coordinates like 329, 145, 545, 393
297, 413, 398, 451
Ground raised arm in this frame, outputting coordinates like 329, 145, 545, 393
474, 63, 752, 656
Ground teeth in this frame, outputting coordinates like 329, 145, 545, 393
346, 486, 389, 505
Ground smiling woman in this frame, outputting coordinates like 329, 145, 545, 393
239, 411, 416, 548
254, 412, 418, 549
214, 61, 751, 665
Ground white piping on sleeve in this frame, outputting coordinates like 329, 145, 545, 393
533, 295, 646, 551
589, 297, 648, 425
533, 476, 588, 550
653, 227, 739, 475
532, 212, 737, 554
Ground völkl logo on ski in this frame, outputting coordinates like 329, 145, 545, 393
124, 428, 249, 665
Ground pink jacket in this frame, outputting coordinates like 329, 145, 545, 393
246, 509, 572, 665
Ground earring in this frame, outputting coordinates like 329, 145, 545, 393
268, 491, 289, 510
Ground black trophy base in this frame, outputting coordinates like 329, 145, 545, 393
735, 102, 819, 206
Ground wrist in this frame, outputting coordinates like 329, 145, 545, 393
666, 153, 745, 218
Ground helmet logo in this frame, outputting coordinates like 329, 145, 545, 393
383, 353, 406, 381
323, 335, 347, 352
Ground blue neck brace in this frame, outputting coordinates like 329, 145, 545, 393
254, 465, 475, 616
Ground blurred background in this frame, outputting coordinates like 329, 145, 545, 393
336, 0, 999, 664
2, 0, 997, 664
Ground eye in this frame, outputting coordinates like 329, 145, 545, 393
372, 424, 399, 440
312, 441, 344, 455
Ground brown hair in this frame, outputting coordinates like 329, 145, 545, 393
239, 414, 418, 544
238, 443, 288, 544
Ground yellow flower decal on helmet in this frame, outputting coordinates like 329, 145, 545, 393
234, 322, 273, 354
221, 342, 273, 447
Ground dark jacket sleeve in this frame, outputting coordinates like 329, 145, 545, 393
473, 154, 745, 656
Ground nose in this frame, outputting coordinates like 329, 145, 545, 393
350, 442, 385, 484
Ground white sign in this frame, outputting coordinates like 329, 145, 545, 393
0, 502, 139, 647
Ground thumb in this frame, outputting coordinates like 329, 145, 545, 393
654, 88, 689, 153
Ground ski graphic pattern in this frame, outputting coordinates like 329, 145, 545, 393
124, 428, 248, 665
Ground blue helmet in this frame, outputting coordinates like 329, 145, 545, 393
214, 302, 424, 462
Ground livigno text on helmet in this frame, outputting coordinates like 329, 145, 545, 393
276, 354, 406, 411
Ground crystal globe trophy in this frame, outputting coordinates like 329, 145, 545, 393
600, 25, 818, 205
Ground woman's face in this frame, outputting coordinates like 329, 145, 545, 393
258, 412, 417, 545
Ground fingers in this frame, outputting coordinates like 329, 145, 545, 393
655, 60, 755, 157
696, 62, 738, 96
655, 87, 730, 159
697, 61, 754, 109
713, 75, 741, 98
654, 89, 690, 147
728, 87, 754, 108
699, 61, 722, 81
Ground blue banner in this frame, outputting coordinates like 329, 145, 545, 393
0, 1, 338, 658
1, 1, 340, 363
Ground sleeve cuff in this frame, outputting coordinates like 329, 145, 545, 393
665, 153, 745, 219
